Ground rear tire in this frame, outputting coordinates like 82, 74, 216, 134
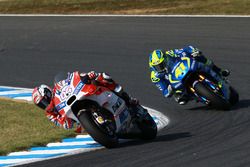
194, 82, 231, 110
229, 86, 239, 105
77, 109, 118, 148
137, 113, 157, 140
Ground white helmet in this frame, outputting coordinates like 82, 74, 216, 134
32, 84, 52, 110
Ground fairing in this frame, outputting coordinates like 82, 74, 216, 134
53, 72, 131, 132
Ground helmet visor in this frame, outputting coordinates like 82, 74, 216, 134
154, 61, 166, 72
37, 97, 50, 110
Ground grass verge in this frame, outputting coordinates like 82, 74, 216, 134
0, 98, 76, 156
0, 0, 249, 15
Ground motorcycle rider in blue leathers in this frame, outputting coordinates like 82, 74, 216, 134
149, 45, 230, 105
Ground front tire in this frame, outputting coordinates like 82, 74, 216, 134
77, 109, 118, 148
194, 82, 231, 110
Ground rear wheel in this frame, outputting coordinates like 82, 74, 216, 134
229, 86, 239, 105
194, 82, 231, 110
137, 113, 157, 140
77, 107, 118, 148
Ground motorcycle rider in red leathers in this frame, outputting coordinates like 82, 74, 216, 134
32, 71, 138, 133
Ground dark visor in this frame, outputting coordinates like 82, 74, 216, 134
37, 98, 50, 110
154, 61, 166, 72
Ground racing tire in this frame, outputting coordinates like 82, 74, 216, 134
77, 109, 118, 148
194, 82, 231, 110
229, 86, 239, 105
137, 113, 157, 140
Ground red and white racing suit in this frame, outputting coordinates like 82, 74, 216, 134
45, 71, 118, 133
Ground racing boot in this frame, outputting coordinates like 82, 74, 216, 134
174, 92, 189, 105
221, 69, 230, 77
114, 85, 139, 107
113, 85, 142, 121
212, 65, 230, 77
194, 54, 230, 78
129, 97, 139, 106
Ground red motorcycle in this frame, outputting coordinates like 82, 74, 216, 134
53, 72, 157, 148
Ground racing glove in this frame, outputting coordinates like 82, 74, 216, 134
187, 46, 201, 57
191, 50, 201, 57
80, 71, 99, 84
87, 71, 97, 79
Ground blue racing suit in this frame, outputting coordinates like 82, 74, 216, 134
150, 46, 221, 99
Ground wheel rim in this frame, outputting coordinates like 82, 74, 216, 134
90, 109, 116, 137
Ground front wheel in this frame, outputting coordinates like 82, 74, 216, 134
77, 109, 118, 148
194, 82, 231, 110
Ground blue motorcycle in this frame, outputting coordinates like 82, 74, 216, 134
168, 57, 239, 110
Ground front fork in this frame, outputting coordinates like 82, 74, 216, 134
189, 75, 216, 104
190, 74, 229, 105
90, 107, 117, 136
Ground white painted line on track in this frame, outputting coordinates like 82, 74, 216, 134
75, 134, 92, 138
0, 14, 250, 17
3, 149, 103, 167
47, 141, 97, 147
0, 90, 32, 96
0, 158, 43, 165
8, 149, 85, 156
7, 148, 104, 167
12, 96, 32, 101
0, 86, 33, 91
0, 86, 32, 102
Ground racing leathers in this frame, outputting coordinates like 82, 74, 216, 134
150, 45, 229, 105
45, 71, 136, 132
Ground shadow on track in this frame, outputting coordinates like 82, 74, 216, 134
118, 132, 191, 148
188, 106, 212, 111
231, 99, 250, 110
155, 132, 192, 142
187, 99, 250, 112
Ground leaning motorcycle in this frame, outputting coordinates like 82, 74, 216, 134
168, 57, 239, 110
53, 72, 157, 148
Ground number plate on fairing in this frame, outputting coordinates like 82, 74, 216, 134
112, 98, 123, 112
60, 86, 73, 101
119, 109, 129, 124
111, 98, 131, 130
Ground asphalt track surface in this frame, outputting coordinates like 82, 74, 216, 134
0, 16, 250, 167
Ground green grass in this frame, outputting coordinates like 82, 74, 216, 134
0, 0, 249, 14
0, 99, 76, 155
